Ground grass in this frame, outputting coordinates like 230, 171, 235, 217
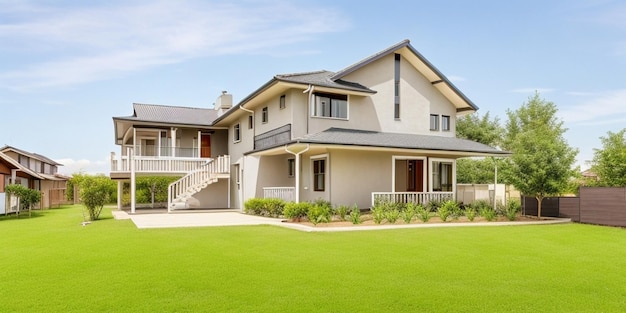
1, 205, 625, 312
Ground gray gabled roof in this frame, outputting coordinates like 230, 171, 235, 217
296, 128, 508, 155
275, 70, 375, 94
0, 151, 44, 179
0, 145, 62, 166
114, 103, 217, 127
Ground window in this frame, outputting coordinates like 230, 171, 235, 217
288, 159, 295, 177
234, 123, 241, 142
234, 164, 241, 190
262, 107, 268, 123
430, 114, 439, 131
248, 115, 253, 129
432, 160, 453, 192
279, 95, 286, 109
313, 159, 326, 191
442, 115, 451, 131
313, 93, 347, 119
394, 53, 401, 119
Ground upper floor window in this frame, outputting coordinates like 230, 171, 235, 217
234, 123, 241, 142
262, 107, 268, 123
279, 95, 286, 110
442, 115, 451, 131
394, 54, 401, 119
313, 93, 347, 119
430, 114, 439, 131
248, 115, 253, 129
288, 158, 295, 177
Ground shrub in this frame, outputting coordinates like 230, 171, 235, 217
244, 198, 265, 215
402, 202, 417, 224
371, 205, 386, 224
79, 175, 114, 221
437, 200, 458, 222
334, 205, 350, 221
415, 204, 431, 222
472, 199, 492, 212
350, 206, 362, 224
5, 184, 41, 213
426, 199, 441, 212
385, 208, 400, 224
307, 203, 331, 225
264, 198, 286, 217
502, 199, 521, 221
479, 206, 497, 222
465, 207, 477, 221
283, 202, 311, 222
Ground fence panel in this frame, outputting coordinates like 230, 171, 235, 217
521, 196, 560, 217
579, 187, 626, 227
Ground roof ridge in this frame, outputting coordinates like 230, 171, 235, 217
275, 70, 333, 78
332, 39, 410, 80
133, 103, 212, 111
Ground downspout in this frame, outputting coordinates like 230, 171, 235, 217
285, 144, 310, 203
303, 84, 314, 135
238, 104, 254, 210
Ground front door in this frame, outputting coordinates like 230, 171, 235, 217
201, 134, 211, 158
407, 160, 424, 192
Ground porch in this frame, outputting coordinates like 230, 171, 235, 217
110, 152, 209, 175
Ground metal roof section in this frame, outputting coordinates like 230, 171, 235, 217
275, 70, 375, 94
0, 151, 45, 179
332, 39, 479, 112
114, 103, 217, 126
297, 128, 508, 155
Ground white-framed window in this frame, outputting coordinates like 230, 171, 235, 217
288, 158, 295, 177
430, 114, 439, 131
262, 107, 268, 123
279, 95, 286, 109
233, 123, 241, 142
430, 158, 455, 192
394, 53, 401, 119
311, 154, 328, 192
442, 115, 451, 131
313, 93, 348, 119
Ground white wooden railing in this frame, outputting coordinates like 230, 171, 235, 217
263, 187, 295, 202
371, 192, 454, 207
167, 155, 230, 211
110, 152, 208, 173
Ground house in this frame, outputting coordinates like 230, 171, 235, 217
110, 39, 507, 213
0, 146, 69, 214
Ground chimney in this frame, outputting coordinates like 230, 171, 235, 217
215, 90, 233, 117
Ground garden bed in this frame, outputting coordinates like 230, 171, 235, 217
288, 214, 538, 227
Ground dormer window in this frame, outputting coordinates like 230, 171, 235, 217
313, 93, 347, 119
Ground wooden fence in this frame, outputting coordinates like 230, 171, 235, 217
522, 187, 626, 227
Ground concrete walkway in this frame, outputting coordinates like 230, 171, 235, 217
112, 210, 572, 232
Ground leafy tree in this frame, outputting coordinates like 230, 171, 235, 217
456, 112, 506, 184
76, 174, 116, 220
136, 176, 179, 208
5, 184, 42, 214
502, 93, 578, 218
590, 129, 626, 186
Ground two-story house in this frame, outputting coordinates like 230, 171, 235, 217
0, 146, 68, 213
111, 39, 507, 213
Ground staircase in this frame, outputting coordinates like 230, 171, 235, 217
167, 155, 230, 211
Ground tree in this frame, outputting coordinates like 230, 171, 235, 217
502, 93, 578, 218
136, 176, 179, 208
456, 112, 506, 184
590, 129, 626, 186
5, 184, 42, 215
76, 174, 116, 221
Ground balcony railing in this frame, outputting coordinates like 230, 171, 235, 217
263, 187, 295, 202
110, 152, 210, 173
371, 192, 454, 207
132, 145, 200, 158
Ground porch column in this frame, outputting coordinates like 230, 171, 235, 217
171, 127, 177, 157
130, 148, 136, 214
117, 181, 122, 210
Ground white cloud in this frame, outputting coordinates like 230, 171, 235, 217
55, 158, 110, 176
0, 0, 349, 91
559, 89, 626, 125
510, 88, 554, 94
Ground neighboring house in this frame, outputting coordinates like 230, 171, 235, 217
0, 146, 68, 214
111, 39, 507, 213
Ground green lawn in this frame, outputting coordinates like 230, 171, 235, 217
1, 205, 625, 312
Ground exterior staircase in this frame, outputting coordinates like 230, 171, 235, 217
167, 155, 230, 211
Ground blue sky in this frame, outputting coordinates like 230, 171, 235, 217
1, 0, 625, 175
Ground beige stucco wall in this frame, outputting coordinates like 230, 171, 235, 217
191, 179, 229, 209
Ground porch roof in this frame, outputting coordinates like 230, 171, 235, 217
249, 128, 509, 156
113, 103, 217, 127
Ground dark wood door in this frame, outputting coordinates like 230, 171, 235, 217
407, 160, 424, 192
201, 134, 211, 158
